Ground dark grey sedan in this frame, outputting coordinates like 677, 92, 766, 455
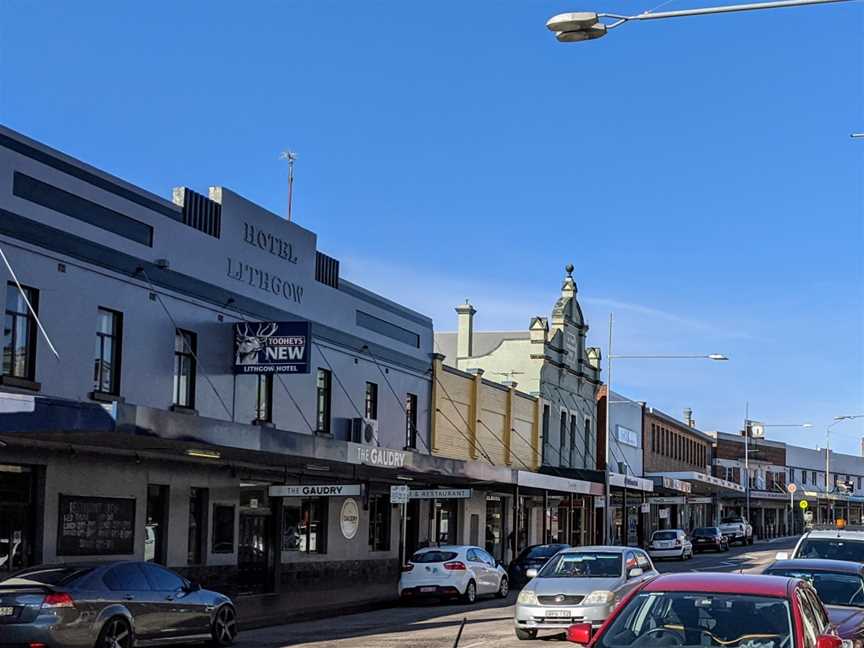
0, 561, 237, 647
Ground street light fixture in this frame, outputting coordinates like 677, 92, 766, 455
547, 0, 852, 42
603, 311, 728, 544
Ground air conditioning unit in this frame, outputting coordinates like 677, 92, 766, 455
350, 418, 379, 446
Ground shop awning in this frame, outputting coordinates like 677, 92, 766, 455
648, 475, 692, 494
646, 471, 744, 495
609, 472, 654, 493
516, 470, 605, 497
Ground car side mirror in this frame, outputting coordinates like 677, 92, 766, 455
815, 635, 843, 648
567, 622, 593, 644
775, 552, 789, 560
184, 581, 201, 593
526, 568, 538, 579
628, 567, 644, 578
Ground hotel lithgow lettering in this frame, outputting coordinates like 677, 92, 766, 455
226, 257, 304, 304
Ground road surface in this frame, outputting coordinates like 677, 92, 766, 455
233, 537, 796, 648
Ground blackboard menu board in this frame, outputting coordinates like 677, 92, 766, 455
57, 495, 136, 556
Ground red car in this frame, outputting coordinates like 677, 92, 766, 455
566, 572, 845, 648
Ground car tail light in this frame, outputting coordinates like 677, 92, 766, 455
41, 593, 74, 609
401, 564, 414, 572
444, 561, 467, 571
28, 643, 48, 648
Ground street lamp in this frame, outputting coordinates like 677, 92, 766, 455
603, 312, 728, 544
825, 415, 864, 502
546, 0, 852, 42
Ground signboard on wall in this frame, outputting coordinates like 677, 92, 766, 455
340, 499, 360, 540
269, 484, 361, 498
615, 425, 640, 448
408, 488, 472, 500
233, 321, 310, 374
57, 495, 135, 556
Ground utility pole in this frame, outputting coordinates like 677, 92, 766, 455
279, 151, 297, 222
604, 313, 613, 544
744, 403, 750, 522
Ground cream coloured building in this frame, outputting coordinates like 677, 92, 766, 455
435, 266, 603, 472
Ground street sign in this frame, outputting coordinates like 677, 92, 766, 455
390, 485, 410, 504
787, 483, 797, 494
804, 511, 813, 522
799, 500, 809, 510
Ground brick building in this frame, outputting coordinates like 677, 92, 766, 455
643, 408, 743, 533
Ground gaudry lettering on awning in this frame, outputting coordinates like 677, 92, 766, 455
268, 484, 362, 497
347, 443, 409, 469
409, 488, 472, 500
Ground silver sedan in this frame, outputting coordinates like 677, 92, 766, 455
513, 545, 658, 641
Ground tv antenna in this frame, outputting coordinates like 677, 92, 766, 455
279, 151, 297, 221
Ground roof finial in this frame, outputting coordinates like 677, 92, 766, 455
565, 263, 574, 277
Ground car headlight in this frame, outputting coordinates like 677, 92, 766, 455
517, 590, 538, 605
583, 590, 616, 606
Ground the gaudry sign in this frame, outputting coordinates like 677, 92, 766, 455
348, 443, 409, 468
233, 321, 310, 374
268, 484, 361, 497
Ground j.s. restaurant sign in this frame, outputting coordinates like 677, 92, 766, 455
233, 321, 311, 374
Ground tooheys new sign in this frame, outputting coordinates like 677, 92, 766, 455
233, 321, 311, 374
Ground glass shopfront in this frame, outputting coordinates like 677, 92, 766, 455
0, 464, 36, 572
485, 496, 504, 560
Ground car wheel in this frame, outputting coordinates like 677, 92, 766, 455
497, 576, 510, 598
461, 580, 477, 604
95, 617, 133, 648
516, 628, 537, 640
209, 605, 238, 646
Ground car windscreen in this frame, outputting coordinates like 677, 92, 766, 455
524, 545, 566, 560
766, 569, 864, 607
797, 539, 864, 563
538, 552, 621, 578
693, 528, 717, 536
652, 531, 678, 541
0, 566, 93, 587
411, 551, 459, 563
721, 517, 743, 524
597, 592, 792, 648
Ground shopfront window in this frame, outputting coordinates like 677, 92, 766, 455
485, 497, 504, 559
212, 505, 235, 554
369, 494, 391, 551
436, 499, 458, 545
284, 499, 328, 554
0, 465, 35, 572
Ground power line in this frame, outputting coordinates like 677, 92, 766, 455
314, 342, 366, 420
432, 374, 497, 465
138, 267, 233, 421
435, 407, 496, 465
361, 344, 432, 453
477, 418, 532, 470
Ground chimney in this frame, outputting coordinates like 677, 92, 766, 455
455, 301, 476, 359
684, 408, 694, 428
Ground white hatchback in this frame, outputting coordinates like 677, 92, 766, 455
399, 545, 509, 604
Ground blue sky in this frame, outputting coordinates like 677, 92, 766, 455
1, 1, 862, 452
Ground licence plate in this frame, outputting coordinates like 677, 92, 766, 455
546, 609, 571, 618
0, 607, 14, 617
420, 587, 436, 593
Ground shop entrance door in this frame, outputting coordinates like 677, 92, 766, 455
0, 465, 35, 572
238, 486, 271, 595
406, 500, 420, 556
436, 500, 458, 545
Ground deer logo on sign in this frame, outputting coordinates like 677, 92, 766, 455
235, 322, 279, 366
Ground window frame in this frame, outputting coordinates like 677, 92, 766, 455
284, 497, 329, 554
315, 368, 332, 434
365, 381, 378, 420
405, 392, 418, 449
255, 373, 273, 423
173, 328, 197, 409
3, 282, 39, 381
93, 307, 123, 396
